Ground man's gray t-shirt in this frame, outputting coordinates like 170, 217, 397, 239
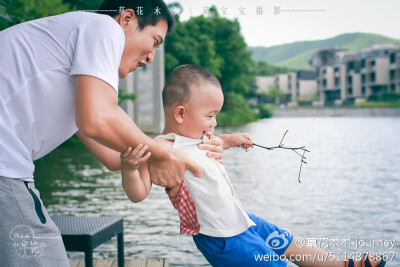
0, 12, 125, 181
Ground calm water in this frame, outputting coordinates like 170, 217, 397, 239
34, 117, 400, 266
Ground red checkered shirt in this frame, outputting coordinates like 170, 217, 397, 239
169, 181, 200, 235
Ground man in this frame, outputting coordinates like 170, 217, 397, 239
0, 0, 223, 265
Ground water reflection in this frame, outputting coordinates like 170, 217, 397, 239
34, 118, 400, 266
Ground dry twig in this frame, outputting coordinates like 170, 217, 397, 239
253, 130, 309, 183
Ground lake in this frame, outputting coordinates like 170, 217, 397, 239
34, 117, 400, 266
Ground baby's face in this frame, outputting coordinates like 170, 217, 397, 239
181, 84, 224, 139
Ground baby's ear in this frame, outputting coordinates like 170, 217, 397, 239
173, 106, 185, 123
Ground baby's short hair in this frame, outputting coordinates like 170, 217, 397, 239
162, 65, 221, 107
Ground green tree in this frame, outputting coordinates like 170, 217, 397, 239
62, 0, 102, 11
165, 5, 258, 125
0, 0, 71, 30
267, 86, 285, 104
217, 92, 258, 126
255, 60, 292, 76
165, 5, 255, 93
165, 14, 222, 79
213, 16, 255, 95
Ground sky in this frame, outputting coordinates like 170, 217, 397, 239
164, 0, 400, 48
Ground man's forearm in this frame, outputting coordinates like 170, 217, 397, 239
75, 75, 169, 161
81, 105, 168, 160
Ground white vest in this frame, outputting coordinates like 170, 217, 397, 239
158, 133, 255, 237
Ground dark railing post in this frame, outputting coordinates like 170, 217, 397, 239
85, 246, 93, 267
117, 232, 124, 267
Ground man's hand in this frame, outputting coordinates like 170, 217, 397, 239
198, 131, 224, 164
149, 148, 203, 197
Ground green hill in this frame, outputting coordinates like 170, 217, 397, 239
249, 32, 400, 70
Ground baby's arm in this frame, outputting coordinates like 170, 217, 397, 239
219, 133, 254, 151
121, 144, 152, 203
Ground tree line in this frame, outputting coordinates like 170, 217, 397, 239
1, 1, 286, 126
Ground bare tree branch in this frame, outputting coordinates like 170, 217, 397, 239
253, 130, 309, 183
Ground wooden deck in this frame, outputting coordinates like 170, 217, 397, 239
69, 258, 168, 267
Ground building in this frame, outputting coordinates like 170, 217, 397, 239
389, 50, 400, 94
274, 74, 289, 97
361, 44, 400, 98
288, 71, 317, 105
119, 45, 165, 133
316, 51, 362, 105
310, 48, 343, 71
256, 71, 317, 106
271, 71, 317, 106
255, 76, 275, 94
310, 44, 400, 106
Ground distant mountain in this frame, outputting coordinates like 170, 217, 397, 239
248, 33, 400, 70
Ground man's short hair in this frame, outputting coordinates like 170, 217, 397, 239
162, 65, 222, 107
97, 0, 174, 32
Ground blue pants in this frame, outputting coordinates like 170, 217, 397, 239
193, 213, 293, 267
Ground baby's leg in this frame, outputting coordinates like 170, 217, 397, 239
283, 239, 383, 267
246, 214, 384, 267
284, 241, 343, 267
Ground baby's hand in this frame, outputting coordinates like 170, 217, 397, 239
121, 144, 151, 171
229, 133, 254, 152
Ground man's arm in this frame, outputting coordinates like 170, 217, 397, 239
75, 75, 164, 157
75, 75, 203, 191
76, 130, 121, 171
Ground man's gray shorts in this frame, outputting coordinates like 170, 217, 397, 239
0, 176, 69, 266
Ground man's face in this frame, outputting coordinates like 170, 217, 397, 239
180, 84, 224, 139
117, 11, 168, 78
